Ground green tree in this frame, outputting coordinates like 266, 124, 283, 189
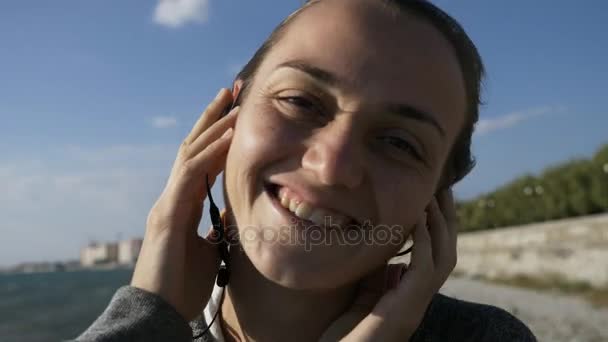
457, 143, 608, 231
591, 144, 608, 210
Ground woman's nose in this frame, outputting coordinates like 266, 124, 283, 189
301, 122, 364, 189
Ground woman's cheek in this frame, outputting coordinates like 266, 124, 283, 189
232, 110, 276, 161
248, 119, 312, 172
379, 174, 430, 227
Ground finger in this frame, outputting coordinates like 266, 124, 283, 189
185, 128, 234, 180
426, 197, 449, 265
205, 140, 230, 178
186, 106, 239, 159
383, 220, 433, 315
437, 188, 458, 242
185, 88, 233, 145
428, 195, 457, 275
408, 215, 432, 273
436, 189, 458, 262
173, 127, 233, 198
196, 150, 230, 210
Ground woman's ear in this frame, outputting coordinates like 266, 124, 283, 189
232, 79, 244, 103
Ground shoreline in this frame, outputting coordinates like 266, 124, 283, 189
0, 263, 134, 276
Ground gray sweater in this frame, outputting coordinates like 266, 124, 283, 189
75, 284, 537, 341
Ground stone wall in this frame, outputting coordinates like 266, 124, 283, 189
453, 213, 608, 288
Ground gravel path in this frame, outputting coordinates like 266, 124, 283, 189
440, 277, 608, 342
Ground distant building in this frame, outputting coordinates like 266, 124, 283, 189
11, 262, 61, 273
80, 239, 142, 267
80, 242, 119, 267
118, 239, 143, 265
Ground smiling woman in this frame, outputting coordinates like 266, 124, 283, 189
75, 0, 535, 341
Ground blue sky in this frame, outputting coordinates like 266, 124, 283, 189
1, 0, 607, 266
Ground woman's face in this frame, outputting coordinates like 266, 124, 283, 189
224, 0, 466, 290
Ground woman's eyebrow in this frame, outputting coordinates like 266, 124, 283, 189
276, 60, 341, 87
385, 104, 446, 139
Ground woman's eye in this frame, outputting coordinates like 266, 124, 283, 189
277, 95, 323, 116
380, 136, 423, 161
282, 96, 314, 109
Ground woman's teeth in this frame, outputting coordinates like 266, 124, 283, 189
277, 186, 350, 227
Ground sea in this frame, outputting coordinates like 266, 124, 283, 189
0, 268, 134, 342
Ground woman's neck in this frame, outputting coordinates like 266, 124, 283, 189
219, 246, 357, 342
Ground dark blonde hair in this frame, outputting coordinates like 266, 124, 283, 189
235, 0, 485, 188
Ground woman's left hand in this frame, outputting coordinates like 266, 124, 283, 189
321, 188, 458, 342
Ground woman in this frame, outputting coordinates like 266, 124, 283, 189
77, 0, 536, 341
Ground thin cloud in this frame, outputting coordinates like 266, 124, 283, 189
154, 0, 210, 28
476, 106, 565, 136
151, 116, 178, 128
0, 143, 224, 266
0, 146, 168, 266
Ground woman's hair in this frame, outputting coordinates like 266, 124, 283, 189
234, 0, 485, 188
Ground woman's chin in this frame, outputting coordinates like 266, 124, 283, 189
242, 239, 353, 290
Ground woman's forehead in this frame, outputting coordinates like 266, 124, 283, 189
253, 0, 467, 139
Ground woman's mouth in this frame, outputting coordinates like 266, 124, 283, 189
263, 181, 358, 229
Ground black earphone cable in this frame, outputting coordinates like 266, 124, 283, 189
395, 246, 413, 256
192, 285, 226, 340
193, 175, 230, 340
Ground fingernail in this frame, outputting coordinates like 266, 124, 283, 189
221, 128, 233, 138
229, 106, 240, 115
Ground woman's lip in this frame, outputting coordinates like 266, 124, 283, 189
264, 180, 361, 227
264, 185, 319, 228
264, 184, 362, 231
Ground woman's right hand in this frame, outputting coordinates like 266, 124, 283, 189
131, 88, 239, 321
